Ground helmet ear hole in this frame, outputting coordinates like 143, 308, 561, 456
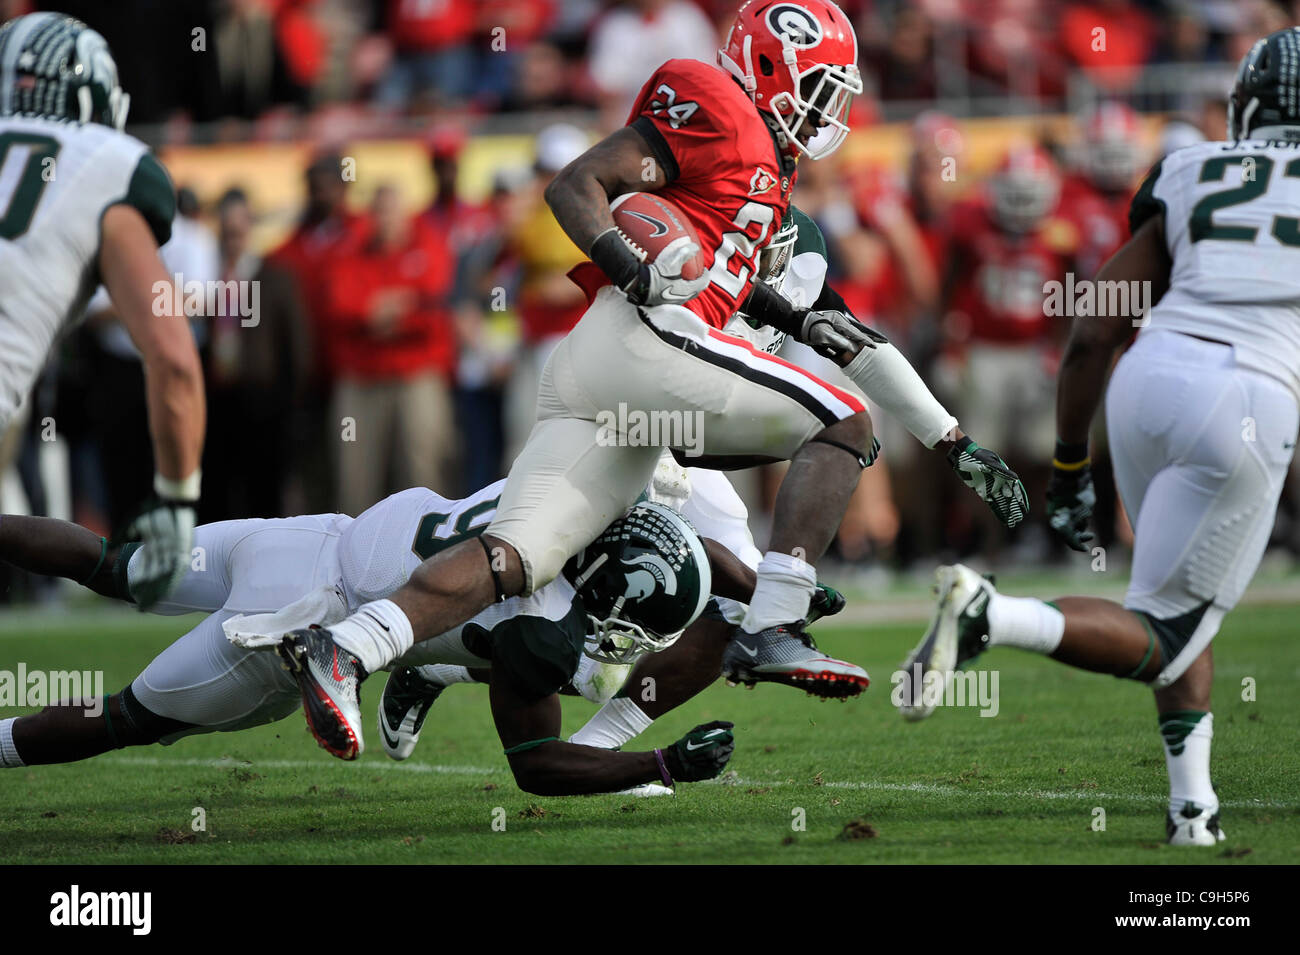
758, 54, 774, 76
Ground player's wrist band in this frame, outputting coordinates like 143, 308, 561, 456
1052, 439, 1090, 470
653, 748, 675, 788
154, 469, 201, 502
743, 280, 800, 334
590, 228, 643, 291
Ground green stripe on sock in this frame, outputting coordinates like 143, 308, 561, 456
1158, 709, 1207, 756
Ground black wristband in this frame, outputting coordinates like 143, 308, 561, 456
589, 228, 643, 291
742, 280, 801, 334
1053, 439, 1090, 466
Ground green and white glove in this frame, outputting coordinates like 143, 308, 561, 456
660, 720, 735, 783
947, 437, 1028, 528
806, 583, 847, 625
122, 471, 200, 610
1046, 459, 1096, 552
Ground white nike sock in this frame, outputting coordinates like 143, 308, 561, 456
741, 551, 816, 633
0, 718, 24, 768
331, 599, 415, 675
415, 664, 475, 687
1161, 710, 1217, 815
569, 696, 654, 749
986, 593, 1065, 654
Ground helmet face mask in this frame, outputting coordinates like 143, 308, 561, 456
990, 146, 1060, 234
757, 211, 798, 292
565, 502, 712, 666
0, 12, 130, 131
718, 0, 863, 161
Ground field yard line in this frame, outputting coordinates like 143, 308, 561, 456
104, 756, 501, 776
99, 756, 1298, 810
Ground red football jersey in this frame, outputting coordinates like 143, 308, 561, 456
1057, 173, 1131, 279
946, 198, 1075, 344
625, 58, 796, 328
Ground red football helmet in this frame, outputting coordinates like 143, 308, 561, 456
1078, 101, 1142, 192
718, 0, 863, 160
989, 144, 1061, 234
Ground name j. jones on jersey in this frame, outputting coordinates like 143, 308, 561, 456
49, 885, 151, 935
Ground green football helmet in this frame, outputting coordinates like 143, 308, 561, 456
1228, 26, 1300, 142
565, 501, 712, 664
0, 12, 130, 131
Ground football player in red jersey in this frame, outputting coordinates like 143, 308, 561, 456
1058, 102, 1143, 279
272, 1, 1020, 761
942, 144, 1075, 546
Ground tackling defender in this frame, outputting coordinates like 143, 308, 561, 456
0, 12, 204, 607
0, 474, 746, 795
899, 28, 1300, 846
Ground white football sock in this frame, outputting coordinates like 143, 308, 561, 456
0, 718, 24, 768
330, 599, 415, 675
415, 664, 475, 687
741, 551, 816, 633
1160, 710, 1217, 814
569, 696, 654, 750
986, 593, 1065, 654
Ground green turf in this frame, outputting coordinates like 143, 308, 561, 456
0, 601, 1296, 864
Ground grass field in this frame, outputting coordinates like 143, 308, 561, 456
1, 583, 1297, 865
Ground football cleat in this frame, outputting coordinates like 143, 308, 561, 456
1166, 803, 1226, 847
277, 626, 366, 760
897, 564, 993, 722
722, 622, 868, 699
378, 666, 446, 761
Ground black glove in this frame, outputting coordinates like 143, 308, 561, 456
806, 583, 847, 624
947, 437, 1029, 528
661, 720, 735, 782
1046, 463, 1096, 552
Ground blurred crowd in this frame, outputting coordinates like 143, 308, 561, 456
3, 0, 1295, 130
2, 0, 1300, 605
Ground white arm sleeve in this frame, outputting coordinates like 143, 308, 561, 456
843, 341, 958, 449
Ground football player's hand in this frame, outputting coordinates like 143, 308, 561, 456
1046, 463, 1096, 552
661, 720, 735, 782
947, 437, 1029, 529
798, 308, 875, 360
806, 582, 847, 624
124, 497, 196, 610
625, 237, 710, 307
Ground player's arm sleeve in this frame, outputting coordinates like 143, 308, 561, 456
116, 152, 176, 248
1128, 157, 1167, 238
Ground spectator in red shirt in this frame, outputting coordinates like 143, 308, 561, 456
1059, 0, 1155, 93
326, 183, 457, 516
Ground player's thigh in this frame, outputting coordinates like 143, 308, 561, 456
1125, 368, 1296, 683
486, 415, 662, 594
129, 611, 298, 736
139, 519, 250, 615
222, 514, 346, 615
551, 288, 865, 460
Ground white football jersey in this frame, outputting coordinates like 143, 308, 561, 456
0, 114, 174, 426
1136, 138, 1300, 401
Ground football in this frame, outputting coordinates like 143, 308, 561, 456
610, 192, 710, 281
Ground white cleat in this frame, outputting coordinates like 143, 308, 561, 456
1167, 804, 1226, 846
897, 564, 993, 722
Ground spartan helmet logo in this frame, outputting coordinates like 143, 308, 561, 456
621, 553, 678, 603
766, 3, 823, 48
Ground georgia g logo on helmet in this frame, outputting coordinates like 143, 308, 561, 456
766, 3, 823, 48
